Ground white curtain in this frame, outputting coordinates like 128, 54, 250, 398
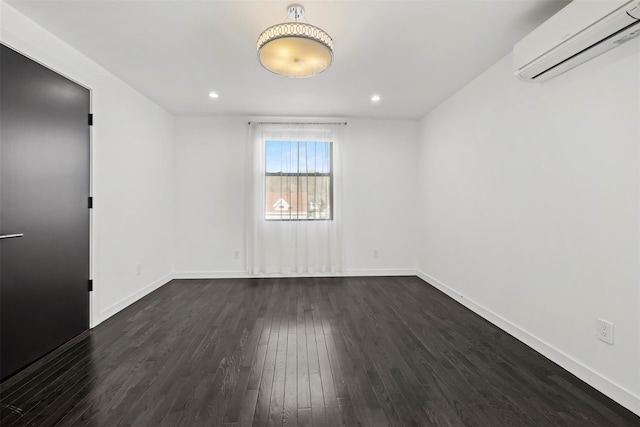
247, 123, 344, 275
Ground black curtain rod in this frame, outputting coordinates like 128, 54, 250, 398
248, 121, 347, 125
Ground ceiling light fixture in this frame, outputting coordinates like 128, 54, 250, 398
371, 94, 381, 103
257, 4, 333, 78
208, 91, 219, 99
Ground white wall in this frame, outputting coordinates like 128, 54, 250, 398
417, 40, 640, 414
173, 117, 247, 276
342, 119, 418, 274
173, 117, 418, 277
1, 2, 175, 326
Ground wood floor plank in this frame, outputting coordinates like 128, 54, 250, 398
306, 332, 320, 376
238, 389, 259, 427
315, 332, 342, 426
296, 327, 311, 410
308, 372, 327, 427
282, 332, 298, 427
224, 317, 267, 424
297, 407, 312, 427
266, 298, 289, 427
252, 321, 278, 427
1, 277, 638, 427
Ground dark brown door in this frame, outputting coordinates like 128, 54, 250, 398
0, 44, 90, 380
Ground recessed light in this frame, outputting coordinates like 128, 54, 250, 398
371, 94, 381, 103
208, 91, 219, 99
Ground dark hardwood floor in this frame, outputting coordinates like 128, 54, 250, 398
1, 276, 638, 426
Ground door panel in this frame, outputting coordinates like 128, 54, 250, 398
0, 44, 90, 381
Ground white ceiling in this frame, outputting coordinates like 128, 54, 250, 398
7, 0, 570, 119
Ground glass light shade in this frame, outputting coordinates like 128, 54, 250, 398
257, 22, 333, 78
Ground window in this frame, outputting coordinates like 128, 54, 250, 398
265, 140, 332, 220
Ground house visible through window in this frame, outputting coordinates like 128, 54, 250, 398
265, 140, 332, 220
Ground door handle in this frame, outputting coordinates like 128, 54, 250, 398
0, 233, 24, 240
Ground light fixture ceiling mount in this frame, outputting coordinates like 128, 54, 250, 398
287, 4, 304, 20
257, 4, 334, 78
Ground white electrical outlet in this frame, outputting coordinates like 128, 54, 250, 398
234, 250, 240, 260
372, 249, 379, 258
136, 263, 142, 276
597, 319, 613, 344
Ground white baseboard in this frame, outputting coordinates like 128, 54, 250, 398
172, 271, 250, 279
416, 270, 640, 417
172, 269, 417, 279
344, 268, 417, 277
93, 273, 173, 327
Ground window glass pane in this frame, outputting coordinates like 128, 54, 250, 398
265, 140, 331, 220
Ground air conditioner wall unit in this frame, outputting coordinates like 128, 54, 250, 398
513, 0, 640, 82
